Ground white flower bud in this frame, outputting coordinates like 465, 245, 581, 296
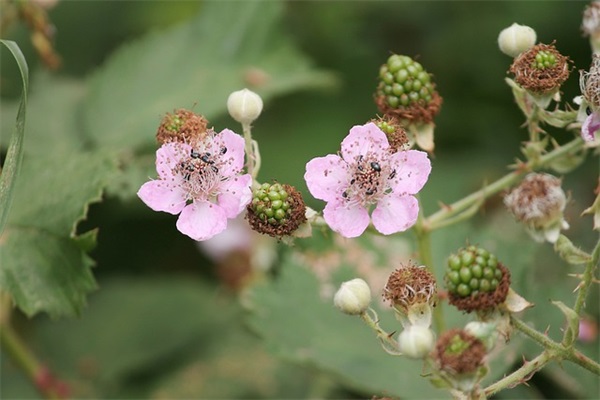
333, 278, 371, 315
397, 325, 436, 359
227, 88, 263, 125
498, 23, 537, 57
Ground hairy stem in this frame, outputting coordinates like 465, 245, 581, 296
511, 315, 600, 375
484, 351, 552, 397
425, 137, 585, 231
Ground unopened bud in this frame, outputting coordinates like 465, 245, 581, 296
227, 88, 263, 125
498, 23, 537, 57
397, 325, 436, 359
333, 278, 371, 315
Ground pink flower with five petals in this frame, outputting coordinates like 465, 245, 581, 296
304, 123, 431, 238
138, 129, 252, 241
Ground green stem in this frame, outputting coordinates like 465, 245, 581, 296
242, 122, 254, 178
511, 315, 600, 375
425, 137, 585, 231
359, 308, 400, 352
0, 324, 64, 399
414, 204, 445, 332
573, 234, 600, 316
484, 351, 552, 397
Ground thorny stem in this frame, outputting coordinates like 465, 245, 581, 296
573, 234, 600, 317
484, 351, 552, 397
424, 137, 585, 231
359, 308, 400, 353
510, 315, 600, 375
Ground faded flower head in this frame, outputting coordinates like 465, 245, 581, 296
304, 123, 431, 238
138, 129, 252, 241
433, 329, 487, 386
510, 42, 570, 95
156, 109, 209, 145
445, 245, 511, 314
375, 54, 442, 125
246, 182, 307, 238
497, 23, 537, 58
334, 278, 372, 315
383, 264, 437, 316
582, 2, 600, 38
504, 173, 569, 243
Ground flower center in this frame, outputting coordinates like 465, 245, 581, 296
343, 154, 395, 206
173, 142, 230, 202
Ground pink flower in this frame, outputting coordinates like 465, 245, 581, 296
138, 129, 252, 241
304, 123, 431, 238
582, 111, 600, 142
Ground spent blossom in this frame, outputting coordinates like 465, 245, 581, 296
304, 123, 431, 238
138, 129, 252, 241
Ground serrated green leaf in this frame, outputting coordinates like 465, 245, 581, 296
0, 229, 97, 318
0, 152, 117, 318
243, 254, 449, 399
0, 40, 28, 236
82, 1, 337, 153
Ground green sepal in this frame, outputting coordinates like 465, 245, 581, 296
551, 300, 579, 347
554, 235, 592, 265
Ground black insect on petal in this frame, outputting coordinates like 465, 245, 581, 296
370, 162, 381, 172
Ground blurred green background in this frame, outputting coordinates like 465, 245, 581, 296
1, 1, 598, 399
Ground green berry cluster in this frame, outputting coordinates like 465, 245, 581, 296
375, 120, 396, 135
251, 183, 292, 226
531, 50, 557, 69
445, 333, 470, 356
377, 54, 435, 108
445, 246, 503, 298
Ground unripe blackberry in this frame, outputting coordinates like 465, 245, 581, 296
246, 182, 307, 238
510, 43, 570, 95
156, 109, 209, 145
370, 116, 408, 153
433, 329, 486, 378
531, 50, 556, 69
445, 246, 510, 313
375, 54, 442, 124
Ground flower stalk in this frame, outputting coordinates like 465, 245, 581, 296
424, 137, 585, 231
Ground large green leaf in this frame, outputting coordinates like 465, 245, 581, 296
0, 151, 117, 318
81, 1, 337, 153
243, 249, 449, 399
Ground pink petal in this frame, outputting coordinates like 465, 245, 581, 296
156, 142, 191, 179
323, 201, 370, 238
372, 194, 419, 235
305, 155, 350, 202
388, 150, 431, 195
340, 123, 390, 161
137, 180, 187, 215
215, 129, 245, 176
176, 201, 228, 241
582, 112, 600, 142
217, 174, 252, 218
